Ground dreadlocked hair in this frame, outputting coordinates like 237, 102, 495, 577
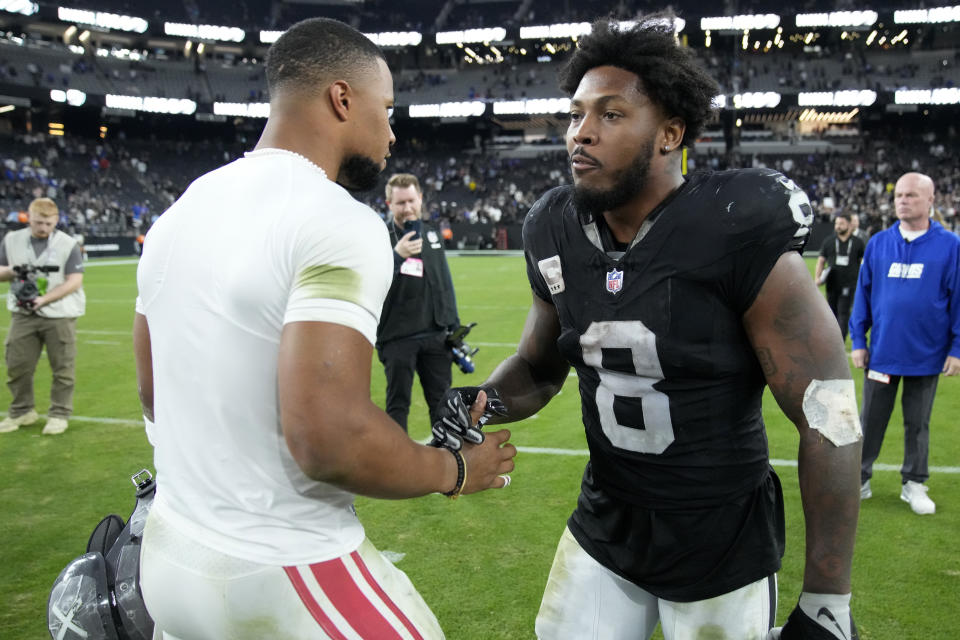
558, 14, 719, 147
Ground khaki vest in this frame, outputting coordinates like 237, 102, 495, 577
4, 228, 86, 318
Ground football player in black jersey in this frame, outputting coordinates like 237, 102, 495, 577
431, 15, 862, 640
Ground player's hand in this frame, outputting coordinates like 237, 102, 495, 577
768, 593, 858, 640
850, 349, 869, 369
942, 355, 960, 376
459, 428, 516, 494
429, 387, 507, 451
394, 231, 422, 258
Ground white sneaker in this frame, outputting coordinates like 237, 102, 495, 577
860, 480, 872, 500
900, 481, 936, 515
0, 409, 40, 433
42, 417, 69, 435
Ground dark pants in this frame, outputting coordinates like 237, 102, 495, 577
5, 313, 77, 418
377, 332, 452, 431
825, 287, 853, 340
860, 372, 939, 485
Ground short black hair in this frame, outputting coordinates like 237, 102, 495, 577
265, 18, 385, 96
835, 212, 852, 221
558, 15, 718, 147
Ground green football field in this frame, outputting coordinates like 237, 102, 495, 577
0, 255, 957, 640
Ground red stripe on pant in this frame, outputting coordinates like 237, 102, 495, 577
349, 550, 424, 640
309, 555, 416, 639
283, 566, 350, 640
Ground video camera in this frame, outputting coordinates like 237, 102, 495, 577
11, 264, 59, 309
446, 322, 479, 374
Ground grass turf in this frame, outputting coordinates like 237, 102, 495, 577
0, 256, 957, 639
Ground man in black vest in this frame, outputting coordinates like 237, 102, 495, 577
376, 173, 460, 430
815, 212, 865, 341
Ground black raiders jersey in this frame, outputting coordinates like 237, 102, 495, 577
523, 169, 814, 510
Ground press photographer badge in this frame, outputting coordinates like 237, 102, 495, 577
400, 257, 424, 278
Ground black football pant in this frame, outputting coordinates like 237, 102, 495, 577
378, 332, 452, 431
825, 288, 853, 341
860, 372, 939, 485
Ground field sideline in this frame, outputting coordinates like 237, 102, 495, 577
0, 256, 957, 639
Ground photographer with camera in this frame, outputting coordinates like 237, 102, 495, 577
376, 173, 462, 431
0, 197, 85, 435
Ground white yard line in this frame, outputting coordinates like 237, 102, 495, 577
84, 259, 140, 267
11, 412, 956, 473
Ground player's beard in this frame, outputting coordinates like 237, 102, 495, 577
337, 154, 382, 192
572, 136, 654, 215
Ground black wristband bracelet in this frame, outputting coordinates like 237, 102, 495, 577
442, 448, 466, 499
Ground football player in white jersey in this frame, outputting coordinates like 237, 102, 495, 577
134, 18, 515, 640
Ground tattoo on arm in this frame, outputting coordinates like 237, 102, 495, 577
756, 347, 777, 378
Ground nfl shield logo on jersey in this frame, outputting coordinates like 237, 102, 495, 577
606, 268, 623, 294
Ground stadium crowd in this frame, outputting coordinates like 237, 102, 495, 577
2, 128, 959, 242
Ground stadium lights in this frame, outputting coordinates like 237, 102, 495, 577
50, 89, 86, 106
258, 30, 422, 46
895, 88, 960, 104
1, 0, 38, 16
259, 30, 282, 44
366, 32, 422, 47
798, 108, 860, 123
58, 7, 147, 34
408, 102, 487, 118
895, 6, 960, 23
795, 11, 878, 28
213, 102, 270, 118
617, 17, 686, 33
798, 90, 877, 107
700, 14, 780, 31
105, 95, 197, 115
78, 30, 90, 43
435, 28, 506, 45
164, 22, 245, 43
733, 92, 782, 109
0, 104, 14, 114
493, 98, 571, 115
520, 19, 685, 40
712, 95, 727, 109
96, 47, 143, 60
519, 23, 590, 40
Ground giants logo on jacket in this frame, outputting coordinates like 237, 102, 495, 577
887, 263, 924, 279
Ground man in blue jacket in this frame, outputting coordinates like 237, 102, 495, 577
850, 172, 960, 515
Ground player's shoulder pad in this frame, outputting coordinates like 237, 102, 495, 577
709, 168, 814, 250
524, 186, 574, 229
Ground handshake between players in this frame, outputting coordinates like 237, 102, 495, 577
431, 387, 515, 495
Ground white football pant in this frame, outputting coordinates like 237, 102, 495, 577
536, 527, 777, 640
141, 507, 443, 640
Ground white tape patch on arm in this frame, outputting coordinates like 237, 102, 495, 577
801, 379, 862, 447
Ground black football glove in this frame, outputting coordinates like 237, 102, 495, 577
769, 593, 858, 640
429, 386, 508, 451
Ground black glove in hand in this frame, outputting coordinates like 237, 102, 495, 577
429, 387, 507, 451
770, 593, 858, 640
